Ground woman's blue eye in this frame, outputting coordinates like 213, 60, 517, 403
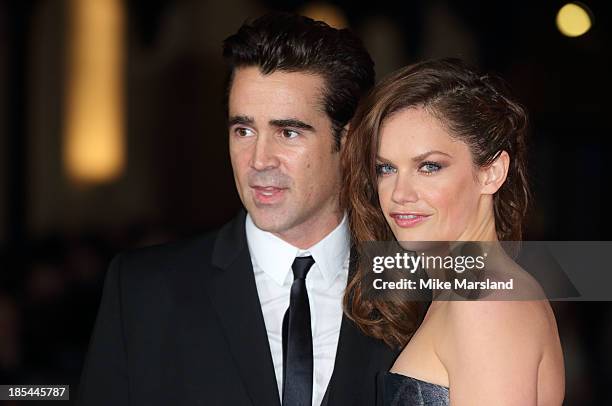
420, 161, 442, 173
375, 163, 396, 176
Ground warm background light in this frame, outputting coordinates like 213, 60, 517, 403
300, 2, 348, 29
556, 3, 592, 37
64, 0, 125, 183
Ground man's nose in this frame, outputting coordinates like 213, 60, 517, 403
250, 134, 280, 171
391, 172, 419, 205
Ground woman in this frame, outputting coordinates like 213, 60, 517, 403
342, 59, 564, 405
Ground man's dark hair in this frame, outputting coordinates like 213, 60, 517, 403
223, 12, 375, 151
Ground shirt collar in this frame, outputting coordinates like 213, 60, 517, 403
245, 213, 350, 287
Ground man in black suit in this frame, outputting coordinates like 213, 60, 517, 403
78, 12, 397, 406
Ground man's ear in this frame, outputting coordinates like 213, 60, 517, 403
340, 123, 350, 150
480, 150, 510, 195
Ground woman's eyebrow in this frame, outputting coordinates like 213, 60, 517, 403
376, 150, 451, 163
411, 150, 452, 162
375, 155, 393, 163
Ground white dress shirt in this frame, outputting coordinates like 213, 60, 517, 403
245, 213, 350, 406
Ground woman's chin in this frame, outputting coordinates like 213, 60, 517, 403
391, 228, 432, 243
396, 240, 450, 253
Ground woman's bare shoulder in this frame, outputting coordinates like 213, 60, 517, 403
435, 298, 557, 372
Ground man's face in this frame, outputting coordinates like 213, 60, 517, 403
228, 67, 342, 244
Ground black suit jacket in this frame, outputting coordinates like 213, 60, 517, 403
77, 211, 398, 405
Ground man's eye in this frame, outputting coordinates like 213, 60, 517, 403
282, 129, 300, 139
235, 127, 255, 137
375, 163, 396, 176
419, 161, 442, 174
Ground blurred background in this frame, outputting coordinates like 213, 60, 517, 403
0, 0, 611, 404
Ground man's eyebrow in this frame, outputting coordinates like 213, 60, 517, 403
269, 118, 315, 132
411, 150, 452, 162
228, 115, 254, 127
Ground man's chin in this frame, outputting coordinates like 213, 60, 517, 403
248, 208, 292, 233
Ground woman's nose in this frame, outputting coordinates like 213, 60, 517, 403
390, 173, 419, 205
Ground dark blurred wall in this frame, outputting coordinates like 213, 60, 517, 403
15, 0, 266, 240
0, 1, 8, 244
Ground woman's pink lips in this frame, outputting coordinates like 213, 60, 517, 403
251, 186, 286, 204
390, 213, 431, 228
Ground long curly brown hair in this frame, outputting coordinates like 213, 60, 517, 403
341, 58, 531, 349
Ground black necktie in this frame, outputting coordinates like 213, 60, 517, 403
282, 256, 315, 406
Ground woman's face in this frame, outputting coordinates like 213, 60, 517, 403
376, 107, 492, 242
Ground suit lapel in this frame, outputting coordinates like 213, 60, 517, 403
205, 211, 281, 406
323, 314, 375, 405
322, 249, 399, 406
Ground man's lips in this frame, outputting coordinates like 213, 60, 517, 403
390, 212, 432, 228
251, 186, 287, 204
